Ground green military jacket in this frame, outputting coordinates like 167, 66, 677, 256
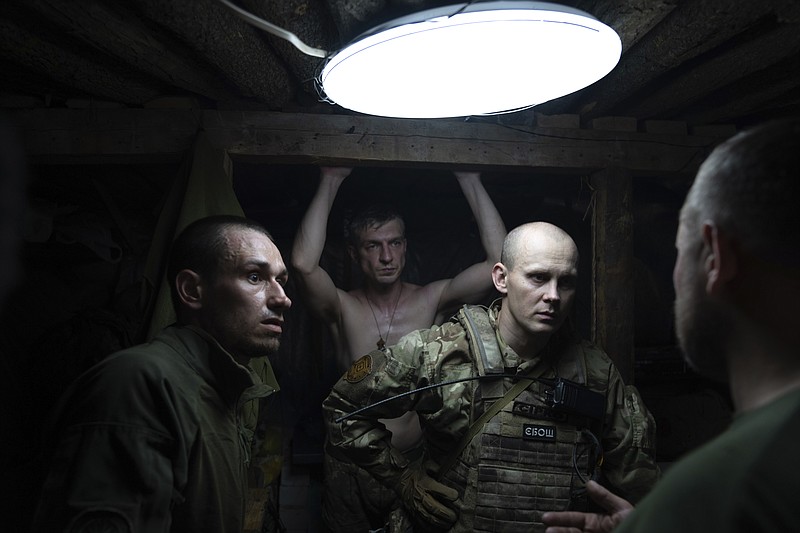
324, 303, 659, 531
33, 325, 279, 533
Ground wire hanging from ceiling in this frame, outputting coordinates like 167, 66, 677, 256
214, 0, 328, 58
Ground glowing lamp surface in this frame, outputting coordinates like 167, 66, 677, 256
320, 1, 622, 118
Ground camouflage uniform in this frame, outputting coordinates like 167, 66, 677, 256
323, 303, 659, 532
322, 437, 422, 531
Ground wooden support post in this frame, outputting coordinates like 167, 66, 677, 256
590, 167, 635, 384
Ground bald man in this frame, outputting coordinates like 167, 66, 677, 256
323, 222, 660, 532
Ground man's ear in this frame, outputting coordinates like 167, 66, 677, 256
492, 262, 509, 294
702, 222, 737, 295
175, 269, 203, 311
347, 245, 357, 262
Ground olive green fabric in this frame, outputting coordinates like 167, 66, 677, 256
136, 132, 283, 489
615, 388, 800, 533
142, 130, 244, 341
33, 325, 277, 533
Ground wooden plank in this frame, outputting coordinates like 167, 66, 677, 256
203, 111, 715, 174
626, 18, 800, 120
574, 0, 679, 53
11, 109, 722, 174
677, 53, 800, 126
590, 116, 638, 132
24, 0, 240, 103
590, 167, 635, 384
129, 0, 295, 105
12, 108, 200, 164
644, 120, 688, 136
0, 11, 160, 105
535, 113, 581, 129
540, 0, 785, 119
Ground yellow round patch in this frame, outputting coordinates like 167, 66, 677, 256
345, 354, 373, 383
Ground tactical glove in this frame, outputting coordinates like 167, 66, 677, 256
397, 463, 458, 530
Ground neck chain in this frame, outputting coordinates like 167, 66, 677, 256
365, 284, 403, 351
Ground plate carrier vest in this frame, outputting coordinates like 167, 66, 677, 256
440, 305, 607, 532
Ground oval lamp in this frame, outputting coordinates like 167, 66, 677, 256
319, 1, 622, 118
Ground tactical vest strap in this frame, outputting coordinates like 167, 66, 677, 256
436, 376, 533, 479
458, 305, 503, 376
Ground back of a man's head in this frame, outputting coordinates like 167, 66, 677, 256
683, 118, 800, 270
166, 215, 273, 316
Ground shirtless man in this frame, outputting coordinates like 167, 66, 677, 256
291, 166, 506, 531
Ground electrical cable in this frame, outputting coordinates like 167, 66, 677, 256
215, 0, 328, 58
573, 428, 603, 484
335, 372, 609, 423
334, 373, 545, 423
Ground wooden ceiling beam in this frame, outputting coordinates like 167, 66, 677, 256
22, 0, 241, 104
12, 109, 726, 175
539, 0, 785, 119
622, 19, 800, 120
575, 0, 679, 52
0, 10, 161, 105
675, 53, 800, 125
129, 0, 295, 107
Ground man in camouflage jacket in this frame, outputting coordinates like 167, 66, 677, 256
323, 222, 659, 532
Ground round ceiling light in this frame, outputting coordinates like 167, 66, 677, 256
320, 1, 622, 119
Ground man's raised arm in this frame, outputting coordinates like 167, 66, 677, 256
291, 166, 351, 324
437, 171, 507, 311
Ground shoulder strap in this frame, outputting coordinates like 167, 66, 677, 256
436, 377, 533, 479
458, 305, 503, 376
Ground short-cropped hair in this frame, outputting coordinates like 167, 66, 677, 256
166, 215, 273, 313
